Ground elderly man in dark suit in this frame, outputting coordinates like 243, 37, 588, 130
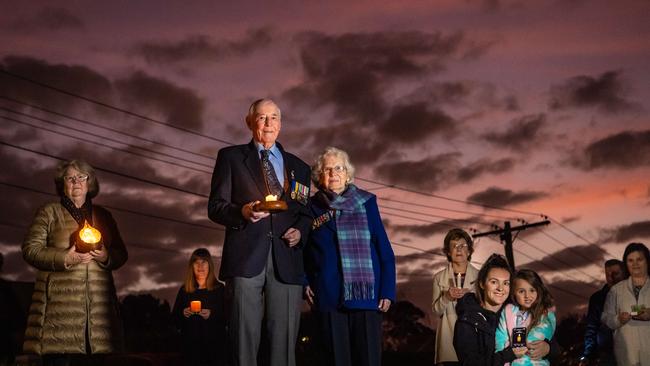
208, 99, 311, 366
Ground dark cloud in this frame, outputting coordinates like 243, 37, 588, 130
549, 70, 635, 113
1, 56, 113, 112
521, 244, 605, 273
561, 216, 581, 224
600, 220, 650, 244
115, 71, 205, 131
390, 221, 459, 238
569, 129, 650, 170
132, 27, 274, 64
457, 157, 515, 182
481, 114, 546, 152
377, 103, 455, 144
467, 186, 547, 207
287, 30, 476, 123
7, 7, 84, 32
375, 153, 460, 191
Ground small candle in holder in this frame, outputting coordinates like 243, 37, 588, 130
265, 194, 278, 202
190, 300, 201, 313
456, 272, 462, 288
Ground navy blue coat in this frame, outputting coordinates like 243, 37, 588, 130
304, 192, 396, 311
207, 141, 311, 284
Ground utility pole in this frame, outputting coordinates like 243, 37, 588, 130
473, 220, 550, 271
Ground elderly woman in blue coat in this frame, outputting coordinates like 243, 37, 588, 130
304, 146, 396, 366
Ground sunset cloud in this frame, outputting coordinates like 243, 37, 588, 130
481, 114, 547, 152
549, 70, 635, 114
600, 220, 650, 244
7, 7, 84, 32
570, 129, 650, 170
466, 186, 548, 207
132, 27, 275, 65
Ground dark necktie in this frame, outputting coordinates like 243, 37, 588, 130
260, 150, 283, 196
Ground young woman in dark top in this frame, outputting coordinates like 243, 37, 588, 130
172, 248, 227, 366
453, 254, 526, 366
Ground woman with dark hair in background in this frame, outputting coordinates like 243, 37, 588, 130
453, 254, 527, 366
602, 242, 650, 366
22, 160, 128, 366
172, 248, 226, 366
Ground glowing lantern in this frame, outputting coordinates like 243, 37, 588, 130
190, 301, 202, 313
75, 220, 103, 253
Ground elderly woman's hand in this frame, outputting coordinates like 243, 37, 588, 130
90, 245, 108, 264
378, 299, 392, 312
304, 286, 315, 306
64, 245, 92, 267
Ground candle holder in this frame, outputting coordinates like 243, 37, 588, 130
74, 221, 103, 253
253, 194, 288, 213
190, 301, 202, 313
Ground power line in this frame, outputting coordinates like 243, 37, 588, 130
483, 236, 588, 300
0, 95, 216, 160
378, 196, 518, 221
0, 140, 209, 198
1, 115, 213, 174
0, 181, 223, 232
516, 237, 601, 285
0, 69, 235, 146
356, 176, 544, 217
1, 107, 214, 170
1, 69, 550, 219
379, 202, 495, 227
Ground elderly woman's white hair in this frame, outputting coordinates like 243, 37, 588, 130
311, 146, 356, 187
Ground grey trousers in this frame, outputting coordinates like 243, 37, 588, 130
229, 246, 303, 366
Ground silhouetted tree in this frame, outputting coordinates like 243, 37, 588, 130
554, 312, 587, 366
382, 300, 435, 366
120, 294, 180, 353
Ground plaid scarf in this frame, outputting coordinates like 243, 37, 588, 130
316, 184, 375, 301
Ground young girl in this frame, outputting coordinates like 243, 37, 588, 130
495, 269, 556, 366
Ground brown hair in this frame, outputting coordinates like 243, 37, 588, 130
184, 248, 217, 293
512, 269, 554, 332
475, 254, 512, 306
54, 159, 100, 199
443, 228, 474, 262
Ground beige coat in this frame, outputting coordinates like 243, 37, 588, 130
602, 276, 650, 366
432, 262, 479, 364
22, 202, 128, 355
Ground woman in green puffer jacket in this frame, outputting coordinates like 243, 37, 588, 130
22, 159, 128, 366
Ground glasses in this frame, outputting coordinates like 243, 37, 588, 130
453, 243, 468, 250
322, 165, 346, 175
63, 174, 89, 183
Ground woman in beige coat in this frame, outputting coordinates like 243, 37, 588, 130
22, 160, 128, 366
431, 228, 479, 365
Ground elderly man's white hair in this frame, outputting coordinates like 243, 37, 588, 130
246, 98, 282, 122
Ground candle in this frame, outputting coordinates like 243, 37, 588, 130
456, 272, 462, 288
265, 194, 278, 202
190, 300, 201, 313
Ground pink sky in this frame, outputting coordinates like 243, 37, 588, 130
1, 0, 649, 325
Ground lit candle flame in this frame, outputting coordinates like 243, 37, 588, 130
79, 221, 101, 244
190, 300, 201, 313
265, 194, 278, 202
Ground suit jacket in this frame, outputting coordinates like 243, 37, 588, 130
208, 141, 311, 285
304, 191, 396, 312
